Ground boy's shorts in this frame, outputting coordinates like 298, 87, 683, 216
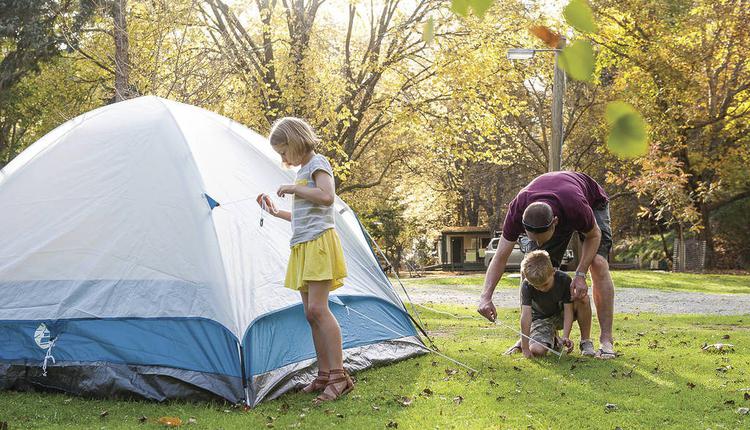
530, 313, 563, 348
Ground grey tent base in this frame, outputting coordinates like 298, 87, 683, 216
249, 336, 427, 407
0, 362, 243, 403
0, 337, 426, 406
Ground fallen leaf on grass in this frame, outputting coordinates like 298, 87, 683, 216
387, 420, 399, 428
421, 388, 433, 397
744, 392, 750, 401
396, 396, 412, 407
100, 411, 109, 418
445, 368, 458, 376
716, 365, 733, 373
722, 334, 730, 339
279, 403, 290, 413
372, 405, 380, 411
605, 403, 618, 412
725, 400, 736, 405
687, 382, 696, 389
513, 366, 522, 372
157, 417, 183, 427
453, 396, 464, 405
702, 343, 735, 353
138, 416, 148, 424
737, 407, 749, 415
187, 417, 197, 425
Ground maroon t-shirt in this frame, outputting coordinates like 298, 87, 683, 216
502, 172, 608, 242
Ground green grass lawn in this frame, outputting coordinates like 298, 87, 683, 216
400, 270, 750, 294
2, 306, 749, 429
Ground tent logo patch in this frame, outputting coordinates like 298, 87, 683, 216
34, 323, 52, 349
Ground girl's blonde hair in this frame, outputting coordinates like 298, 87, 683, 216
521, 250, 554, 287
269, 117, 320, 164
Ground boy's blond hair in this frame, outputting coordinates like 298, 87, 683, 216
269, 117, 320, 164
521, 250, 554, 287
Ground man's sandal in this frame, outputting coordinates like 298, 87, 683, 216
302, 370, 329, 394
313, 369, 354, 405
596, 348, 617, 360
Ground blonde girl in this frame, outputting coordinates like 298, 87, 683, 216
256, 117, 353, 404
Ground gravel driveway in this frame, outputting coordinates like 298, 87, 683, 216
396, 281, 750, 315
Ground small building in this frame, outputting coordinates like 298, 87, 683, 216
438, 226, 495, 271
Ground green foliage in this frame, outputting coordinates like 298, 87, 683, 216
558, 39, 595, 82
422, 17, 434, 45
469, 0, 494, 18
612, 233, 673, 263
451, 0, 493, 18
605, 101, 649, 158
563, 0, 598, 34
450, 0, 470, 16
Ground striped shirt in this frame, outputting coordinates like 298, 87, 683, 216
290, 154, 336, 246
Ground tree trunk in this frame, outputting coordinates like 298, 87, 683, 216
700, 204, 714, 269
113, 0, 130, 102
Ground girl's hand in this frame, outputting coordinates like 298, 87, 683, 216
256, 193, 278, 214
276, 184, 297, 198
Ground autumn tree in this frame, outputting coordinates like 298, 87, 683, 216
594, 0, 750, 267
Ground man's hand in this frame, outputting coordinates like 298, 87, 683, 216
477, 297, 497, 322
561, 337, 573, 353
571, 275, 589, 301
276, 184, 297, 197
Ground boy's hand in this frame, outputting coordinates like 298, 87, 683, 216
256, 193, 278, 214
522, 347, 534, 359
277, 184, 297, 197
561, 337, 573, 353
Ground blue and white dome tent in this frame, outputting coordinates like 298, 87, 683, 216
0, 96, 427, 406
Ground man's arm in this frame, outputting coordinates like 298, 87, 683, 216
520, 305, 533, 358
571, 224, 601, 300
477, 236, 515, 321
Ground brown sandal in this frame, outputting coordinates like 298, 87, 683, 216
302, 370, 329, 393
313, 369, 354, 404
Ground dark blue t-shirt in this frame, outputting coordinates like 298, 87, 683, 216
520, 271, 572, 320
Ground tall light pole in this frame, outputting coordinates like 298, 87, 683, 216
507, 38, 567, 172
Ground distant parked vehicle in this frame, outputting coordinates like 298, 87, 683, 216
484, 237, 575, 271
484, 238, 524, 270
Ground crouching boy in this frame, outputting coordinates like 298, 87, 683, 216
520, 250, 595, 358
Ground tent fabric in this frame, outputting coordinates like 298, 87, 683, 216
0, 96, 427, 404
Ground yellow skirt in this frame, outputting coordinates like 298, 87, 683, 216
285, 228, 348, 292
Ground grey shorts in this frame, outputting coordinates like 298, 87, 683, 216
530, 313, 563, 348
520, 202, 613, 267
